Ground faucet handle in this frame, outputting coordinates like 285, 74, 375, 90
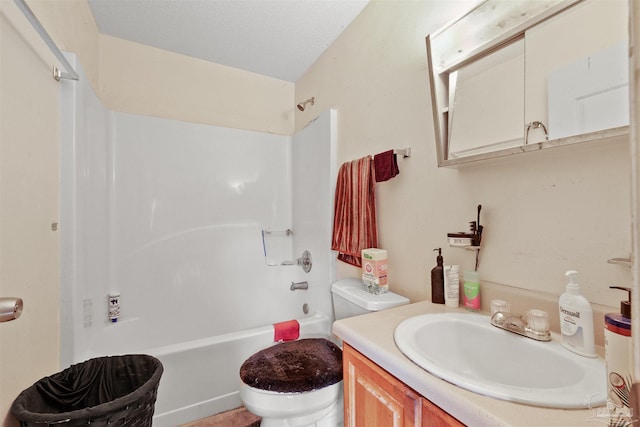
491, 299, 510, 315
297, 250, 312, 273
526, 309, 549, 332
525, 309, 551, 340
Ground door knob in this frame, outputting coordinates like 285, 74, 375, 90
0, 297, 23, 322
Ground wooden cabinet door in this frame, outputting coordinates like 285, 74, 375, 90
422, 398, 465, 427
343, 343, 421, 427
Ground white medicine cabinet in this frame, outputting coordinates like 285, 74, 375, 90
427, 0, 630, 167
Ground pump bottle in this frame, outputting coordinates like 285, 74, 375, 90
431, 248, 444, 304
605, 286, 633, 415
558, 270, 595, 357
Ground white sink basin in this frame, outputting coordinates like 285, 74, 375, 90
394, 312, 606, 408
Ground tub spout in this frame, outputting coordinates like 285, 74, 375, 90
290, 281, 309, 291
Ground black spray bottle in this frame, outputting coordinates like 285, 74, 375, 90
431, 248, 445, 304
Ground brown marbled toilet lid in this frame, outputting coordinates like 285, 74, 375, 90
240, 338, 343, 393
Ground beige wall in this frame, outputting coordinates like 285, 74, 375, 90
0, 3, 61, 424
29, 0, 295, 135
99, 35, 294, 135
296, 0, 631, 309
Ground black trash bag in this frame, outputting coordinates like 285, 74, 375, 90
11, 354, 163, 426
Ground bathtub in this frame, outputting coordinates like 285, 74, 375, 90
86, 311, 331, 427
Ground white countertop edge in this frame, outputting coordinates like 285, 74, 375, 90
332, 301, 601, 427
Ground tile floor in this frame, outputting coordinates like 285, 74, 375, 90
180, 407, 261, 427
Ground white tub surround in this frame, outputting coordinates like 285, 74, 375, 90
60, 53, 337, 427
333, 301, 605, 427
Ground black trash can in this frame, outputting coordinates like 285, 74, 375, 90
10, 354, 163, 427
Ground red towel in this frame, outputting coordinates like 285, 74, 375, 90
331, 156, 378, 267
273, 319, 300, 342
373, 150, 399, 182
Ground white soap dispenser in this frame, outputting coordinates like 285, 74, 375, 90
559, 270, 596, 357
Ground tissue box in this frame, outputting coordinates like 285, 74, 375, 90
362, 248, 388, 294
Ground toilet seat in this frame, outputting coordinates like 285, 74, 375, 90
240, 338, 342, 393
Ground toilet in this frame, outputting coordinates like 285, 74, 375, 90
239, 278, 409, 427
330, 278, 410, 321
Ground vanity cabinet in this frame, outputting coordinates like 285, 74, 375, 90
343, 343, 463, 427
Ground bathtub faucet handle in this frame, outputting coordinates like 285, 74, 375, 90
297, 250, 312, 273
290, 281, 309, 291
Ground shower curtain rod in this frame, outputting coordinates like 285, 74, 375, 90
13, 0, 79, 81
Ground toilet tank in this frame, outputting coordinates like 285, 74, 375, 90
331, 278, 410, 320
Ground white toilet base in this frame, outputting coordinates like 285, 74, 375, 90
240, 381, 343, 427
259, 396, 343, 427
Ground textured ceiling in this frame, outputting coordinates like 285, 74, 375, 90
87, 0, 370, 82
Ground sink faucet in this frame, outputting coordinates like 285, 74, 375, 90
490, 310, 551, 342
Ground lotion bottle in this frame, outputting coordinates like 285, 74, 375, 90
463, 270, 481, 311
444, 265, 460, 308
431, 248, 445, 304
559, 270, 596, 357
605, 286, 633, 416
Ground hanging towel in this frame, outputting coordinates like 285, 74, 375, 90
373, 150, 399, 182
273, 319, 300, 342
331, 156, 378, 267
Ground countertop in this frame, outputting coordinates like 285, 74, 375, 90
332, 300, 607, 427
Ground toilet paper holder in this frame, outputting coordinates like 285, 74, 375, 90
0, 297, 23, 322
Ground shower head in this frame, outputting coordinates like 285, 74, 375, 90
296, 97, 315, 112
